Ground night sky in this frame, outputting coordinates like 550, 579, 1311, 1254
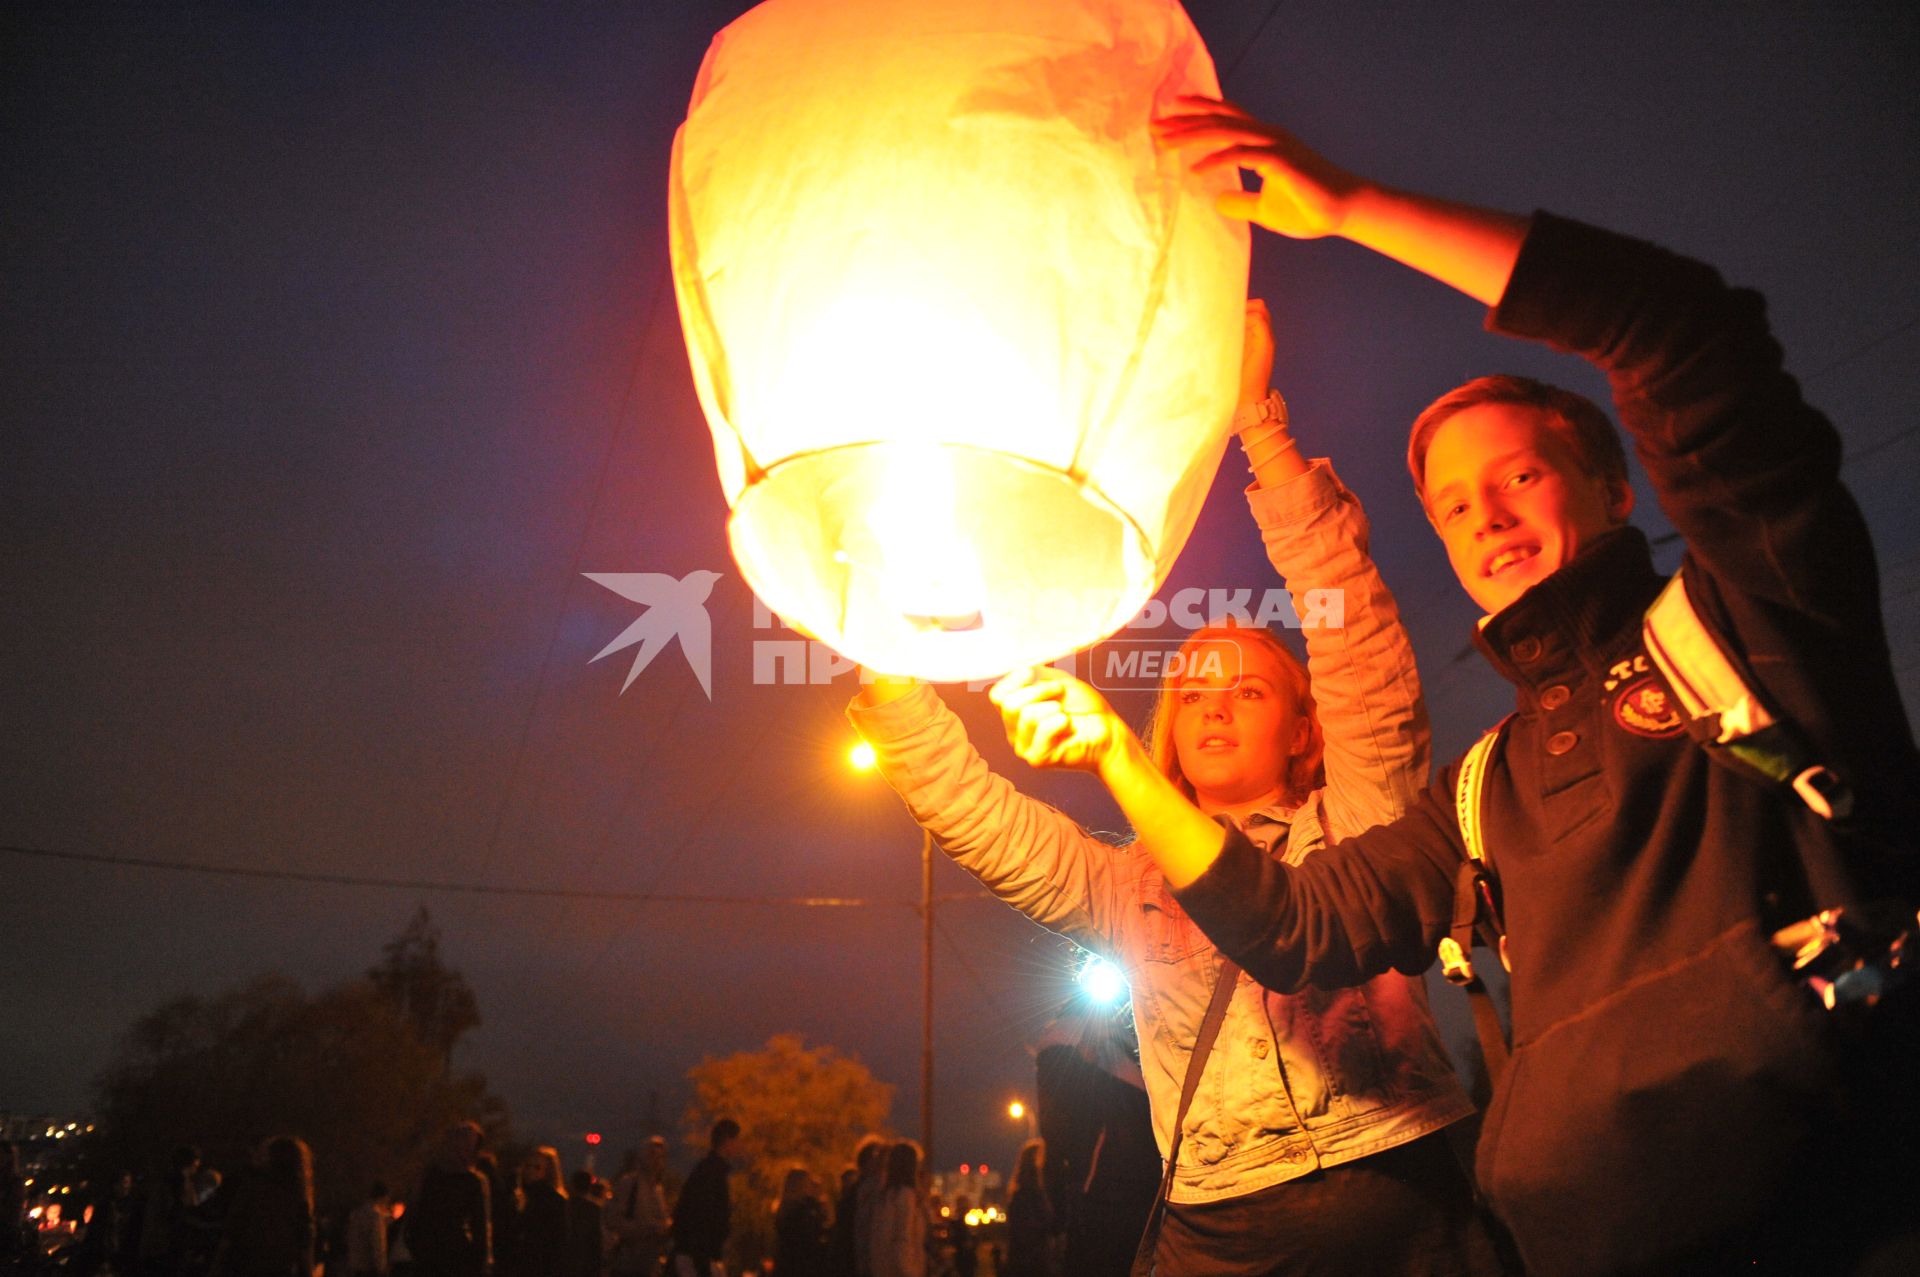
5, 2, 1918, 1173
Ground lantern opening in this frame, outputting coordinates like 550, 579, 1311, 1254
730, 441, 1155, 682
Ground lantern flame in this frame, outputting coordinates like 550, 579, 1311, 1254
861, 444, 987, 634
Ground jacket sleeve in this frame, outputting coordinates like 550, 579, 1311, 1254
1243, 459, 1431, 838
848, 684, 1125, 950
1171, 783, 1464, 992
1491, 212, 1876, 626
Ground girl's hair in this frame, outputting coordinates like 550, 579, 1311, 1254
1141, 622, 1324, 805
264, 1136, 315, 1213
524, 1146, 567, 1198
884, 1140, 921, 1192
1011, 1139, 1044, 1194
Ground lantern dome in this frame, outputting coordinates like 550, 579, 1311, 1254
670, 0, 1248, 681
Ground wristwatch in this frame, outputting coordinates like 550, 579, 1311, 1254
1232, 389, 1289, 434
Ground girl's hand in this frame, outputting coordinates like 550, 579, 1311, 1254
989, 667, 1132, 775
1239, 298, 1276, 405
1152, 96, 1362, 239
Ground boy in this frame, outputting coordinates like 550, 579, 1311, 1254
994, 97, 1920, 1273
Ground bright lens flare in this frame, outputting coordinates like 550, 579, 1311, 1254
848, 741, 878, 772
1077, 954, 1128, 1006
1007, 1100, 1026, 1120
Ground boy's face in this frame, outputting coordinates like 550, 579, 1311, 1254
1421, 402, 1630, 615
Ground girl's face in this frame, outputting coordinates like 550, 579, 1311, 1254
1170, 635, 1302, 809
524, 1158, 549, 1184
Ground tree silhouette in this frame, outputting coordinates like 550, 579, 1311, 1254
91, 911, 505, 1216
367, 905, 482, 1071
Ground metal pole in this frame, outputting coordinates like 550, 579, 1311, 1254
921, 826, 935, 1169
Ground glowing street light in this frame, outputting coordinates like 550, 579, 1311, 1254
1077, 954, 1129, 1007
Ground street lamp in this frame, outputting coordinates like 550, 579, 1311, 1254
1007, 1099, 1037, 1141
850, 740, 936, 1167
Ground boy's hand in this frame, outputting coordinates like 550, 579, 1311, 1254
1153, 96, 1362, 239
989, 667, 1131, 776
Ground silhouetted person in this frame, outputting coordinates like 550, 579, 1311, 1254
508, 1146, 569, 1277
74, 1168, 138, 1276
1002, 1142, 1050, 1277
831, 1138, 883, 1277
609, 1137, 671, 1277
138, 1144, 202, 1277
670, 1119, 740, 1277
347, 1181, 394, 1277
565, 1168, 607, 1277
1033, 1028, 1158, 1277
869, 1143, 924, 1277
408, 1122, 491, 1277
214, 1135, 316, 1277
773, 1167, 829, 1277
0, 1142, 26, 1264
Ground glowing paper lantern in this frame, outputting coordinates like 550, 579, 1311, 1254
670, 0, 1248, 680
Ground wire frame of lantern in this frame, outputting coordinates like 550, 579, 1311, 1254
670, 0, 1249, 681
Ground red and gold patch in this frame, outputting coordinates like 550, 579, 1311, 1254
1612, 675, 1685, 738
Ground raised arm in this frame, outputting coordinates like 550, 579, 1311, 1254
1231, 302, 1430, 836
993, 667, 1458, 989
1153, 96, 1527, 306
1491, 213, 1870, 621
849, 676, 1126, 947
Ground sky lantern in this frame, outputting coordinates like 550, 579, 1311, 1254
670, 0, 1249, 681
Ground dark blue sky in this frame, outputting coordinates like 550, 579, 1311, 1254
4, 1, 1917, 1171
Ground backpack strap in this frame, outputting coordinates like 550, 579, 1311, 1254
1440, 720, 1513, 1086
1642, 568, 1853, 821
1128, 957, 1240, 1277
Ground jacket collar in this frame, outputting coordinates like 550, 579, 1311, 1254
1474, 525, 1665, 692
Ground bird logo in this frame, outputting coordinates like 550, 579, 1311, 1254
583, 570, 724, 699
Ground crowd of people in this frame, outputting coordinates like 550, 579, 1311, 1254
2, 1119, 1062, 1277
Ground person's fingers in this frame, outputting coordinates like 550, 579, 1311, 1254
1029, 714, 1077, 763
1189, 144, 1287, 177
1163, 94, 1253, 119
999, 676, 1069, 717
1151, 114, 1273, 142
1017, 704, 1069, 759
988, 667, 1036, 707
1007, 700, 1045, 755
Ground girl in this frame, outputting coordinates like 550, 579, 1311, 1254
850, 306, 1484, 1276
868, 1143, 927, 1277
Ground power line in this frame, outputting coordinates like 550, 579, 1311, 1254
1802, 313, 1920, 385
0, 841, 964, 909
471, 255, 678, 888
1220, 0, 1286, 84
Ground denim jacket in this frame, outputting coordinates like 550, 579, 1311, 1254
848, 461, 1471, 1203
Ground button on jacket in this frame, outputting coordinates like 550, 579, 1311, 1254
850, 460, 1471, 1205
